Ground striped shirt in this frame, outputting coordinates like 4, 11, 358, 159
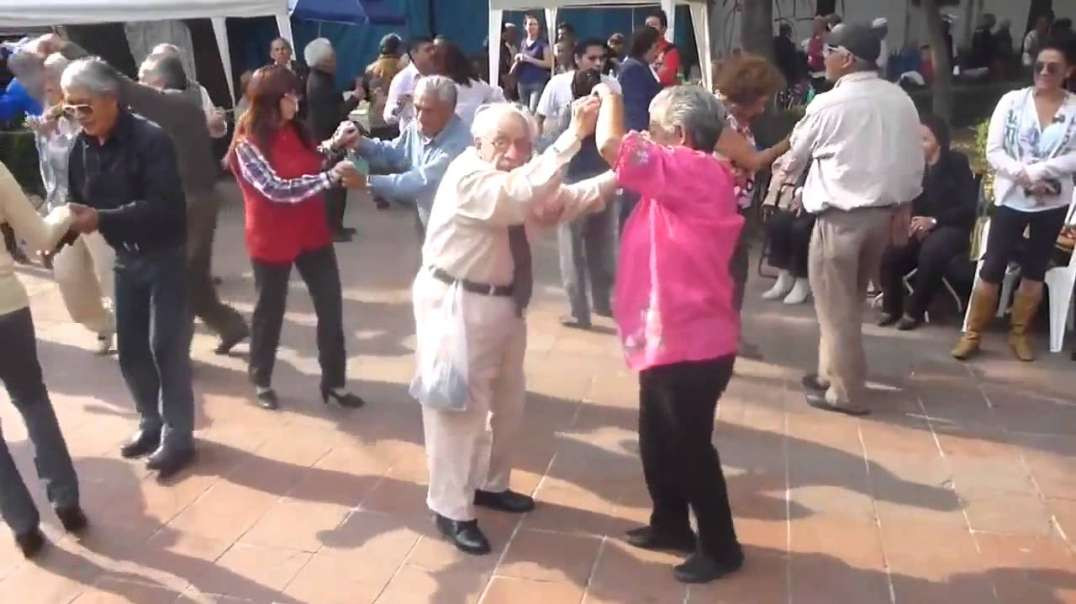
234, 140, 336, 204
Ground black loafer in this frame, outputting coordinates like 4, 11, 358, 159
214, 325, 249, 356
474, 489, 535, 514
559, 316, 591, 330
255, 388, 279, 410
805, 390, 870, 416
146, 446, 195, 480
625, 526, 696, 554
120, 429, 161, 459
434, 514, 491, 555
56, 506, 88, 533
15, 527, 45, 559
895, 315, 922, 331
321, 387, 366, 409
800, 374, 828, 393
673, 550, 744, 584
877, 313, 899, 327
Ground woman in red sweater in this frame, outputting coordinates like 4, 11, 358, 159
229, 65, 365, 410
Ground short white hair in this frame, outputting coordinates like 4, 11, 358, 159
61, 57, 122, 97
304, 38, 334, 68
471, 102, 538, 142
414, 75, 458, 109
649, 85, 726, 151
151, 43, 181, 57
43, 52, 71, 82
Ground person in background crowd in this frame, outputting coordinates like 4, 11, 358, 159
513, 13, 554, 112
781, 24, 924, 416
414, 99, 616, 556
556, 22, 577, 74
364, 34, 405, 140
645, 10, 681, 87
439, 42, 505, 127
228, 65, 367, 411
537, 38, 621, 135
304, 38, 362, 242
616, 27, 663, 227
0, 159, 87, 559
773, 21, 800, 86
760, 162, 816, 305
349, 75, 471, 238
1024, 15, 1053, 68
826, 13, 843, 30
594, 83, 745, 585
24, 53, 115, 354
499, 23, 522, 101
132, 53, 250, 355
878, 115, 976, 331
803, 17, 828, 92
150, 43, 228, 138
606, 33, 625, 75
0, 50, 43, 122
235, 70, 254, 123
63, 57, 199, 478
969, 13, 998, 73
954, 43, 1076, 363
385, 36, 438, 131
872, 17, 890, 79
270, 37, 294, 69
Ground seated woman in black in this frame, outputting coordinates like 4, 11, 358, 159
879, 115, 977, 330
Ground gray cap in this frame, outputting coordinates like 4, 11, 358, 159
826, 23, 881, 63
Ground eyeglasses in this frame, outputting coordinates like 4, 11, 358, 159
822, 44, 846, 57
1034, 61, 1064, 76
62, 103, 94, 118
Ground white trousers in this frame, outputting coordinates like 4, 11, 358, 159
52, 232, 115, 335
414, 271, 527, 522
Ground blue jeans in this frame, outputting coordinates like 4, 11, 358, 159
0, 308, 80, 535
517, 79, 548, 113
114, 246, 194, 450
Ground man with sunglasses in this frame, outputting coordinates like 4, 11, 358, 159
61, 57, 197, 479
780, 24, 923, 416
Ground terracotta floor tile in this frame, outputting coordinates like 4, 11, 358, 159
582, 539, 686, 604
964, 491, 1055, 536
375, 564, 488, 604
482, 576, 584, 604
193, 543, 310, 600
166, 483, 278, 543
282, 550, 396, 604
239, 498, 349, 552
497, 529, 602, 585
684, 549, 788, 604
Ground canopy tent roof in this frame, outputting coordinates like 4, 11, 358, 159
288, 0, 406, 26
0, 0, 291, 102
488, 0, 712, 91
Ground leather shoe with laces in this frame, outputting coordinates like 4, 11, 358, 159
146, 446, 195, 479
15, 527, 45, 559
56, 506, 88, 533
673, 550, 744, 584
625, 526, 696, 554
434, 514, 491, 555
474, 489, 535, 513
120, 429, 161, 459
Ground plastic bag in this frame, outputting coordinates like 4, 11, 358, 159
410, 282, 469, 411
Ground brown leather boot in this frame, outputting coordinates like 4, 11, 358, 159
952, 286, 999, 360
1008, 290, 1043, 362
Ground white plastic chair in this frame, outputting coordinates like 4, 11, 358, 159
1044, 197, 1076, 353
962, 218, 1021, 331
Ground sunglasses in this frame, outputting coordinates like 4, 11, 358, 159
62, 103, 94, 118
1034, 61, 1064, 76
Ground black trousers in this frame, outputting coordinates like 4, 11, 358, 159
880, 225, 969, 319
186, 192, 247, 341
638, 355, 741, 561
324, 187, 348, 235
2, 224, 18, 255
249, 245, 346, 390
765, 209, 815, 278
0, 308, 80, 535
981, 205, 1069, 283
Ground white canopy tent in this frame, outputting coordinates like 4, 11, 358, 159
0, 0, 294, 101
488, 0, 713, 92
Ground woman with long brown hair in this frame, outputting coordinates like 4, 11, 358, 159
228, 65, 365, 410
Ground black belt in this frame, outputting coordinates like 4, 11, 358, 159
429, 266, 513, 297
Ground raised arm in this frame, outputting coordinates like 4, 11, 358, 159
716, 128, 791, 174
0, 163, 72, 252
595, 85, 626, 167
235, 140, 340, 204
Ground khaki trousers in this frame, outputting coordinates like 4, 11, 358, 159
414, 271, 527, 522
53, 231, 116, 335
808, 207, 894, 405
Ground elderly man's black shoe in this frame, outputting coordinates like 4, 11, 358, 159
474, 489, 535, 513
434, 514, 491, 555
625, 526, 696, 554
120, 429, 161, 459
673, 550, 744, 584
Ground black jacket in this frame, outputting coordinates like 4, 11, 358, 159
68, 111, 186, 253
306, 68, 360, 142
913, 150, 978, 231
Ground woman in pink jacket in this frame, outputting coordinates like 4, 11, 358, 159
594, 84, 744, 584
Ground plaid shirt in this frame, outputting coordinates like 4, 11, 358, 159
234, 140, 335, 204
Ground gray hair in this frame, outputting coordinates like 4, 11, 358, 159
140, 54, 188, 91
7, 50, 43, 80
414, 75, 458, 109
61, 57, 122, 97
43, 52, 71, 83
304, 38, 334, 68
649, 85, 727, 151
471, 102, 538, 142
151, 43, 181, 57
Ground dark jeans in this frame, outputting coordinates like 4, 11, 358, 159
766, 209, 815, 278
249, 245, 346, 391
880, 225, 969, 319
114, 246, 195, 450
638, 355, 741, 561
558, 200, 617, 323
618, 189, 641, 233
2, 223, 16, 255
324, 187, 348, 235
187, 192, 247, 341
981, 205, 1069, 284
730, 210, 750, 313
0, 308, 80, 535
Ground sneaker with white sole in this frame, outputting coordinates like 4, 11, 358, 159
783, 278, 811, 305
761, 270, 795, 300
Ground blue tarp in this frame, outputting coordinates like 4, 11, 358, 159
291, 0, 406, 26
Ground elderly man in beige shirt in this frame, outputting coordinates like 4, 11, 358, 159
414, 98, 617, 555
781, 24, 923, 416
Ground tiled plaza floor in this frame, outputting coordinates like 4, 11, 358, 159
2, 186, 1075, 603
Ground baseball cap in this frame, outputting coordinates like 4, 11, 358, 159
826, 23, 881, 63
872, 17, 888, 29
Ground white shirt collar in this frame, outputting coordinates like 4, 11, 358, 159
834, 71, 879, 88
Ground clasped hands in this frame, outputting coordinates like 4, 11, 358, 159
67, 203, 99, 234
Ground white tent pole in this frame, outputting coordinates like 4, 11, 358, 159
661, 0, 675, 44
210, 17, 235, 103
545, 7, 558, 75
489, 9, 504, 87
690, 2, 711, 90
275, 12, 294, 49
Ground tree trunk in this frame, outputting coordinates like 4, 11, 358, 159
741, 0, 774, 61
923, 0, 954, 122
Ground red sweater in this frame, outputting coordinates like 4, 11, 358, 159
231, 126, 332, 263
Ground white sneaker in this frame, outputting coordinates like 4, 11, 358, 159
95, 332, 114, 355
783, 278, 811, 305
762, 270, 795, 300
